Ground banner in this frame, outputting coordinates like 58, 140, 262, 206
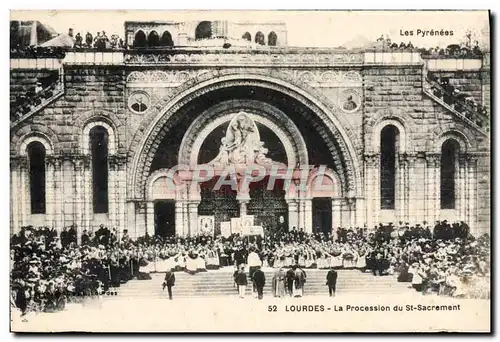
231, 217, 241, 235
198, 216, 215, 236
220, 222, 231, 238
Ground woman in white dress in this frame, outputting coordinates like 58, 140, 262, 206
196, 248, 207, 272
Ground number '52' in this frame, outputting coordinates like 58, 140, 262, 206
268, 305, 277, 312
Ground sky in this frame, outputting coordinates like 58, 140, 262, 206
10, 10, 490, 49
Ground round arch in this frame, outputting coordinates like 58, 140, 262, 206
306, 167, 342, 198
178, 99, 309, 169
128, 73, 362, 200
81, 120, 117, 155
434, 131, 470, 153
146, 168, 182, 201
18, 133, 54, 156
372, 117, 410, 153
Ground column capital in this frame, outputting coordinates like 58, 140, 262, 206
46, 155, 61, 168
398, 152, 418, 165
10, 155, 28, 169
109, 154, 128, 170
425, 152, 441, 167
458, 152, 468, 166
363, 153, 379, 167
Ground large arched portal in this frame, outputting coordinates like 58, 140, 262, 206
131, 75, 360, 238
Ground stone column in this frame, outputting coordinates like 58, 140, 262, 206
303, 198, 313, 233
287, 200, 299, 231
146, 201, 155, 236
54, 157, 64, 229
397, 153, 407, 223
331, 198, 342, 234
466, 154, 478, 235
45, 156, 55, 227
126, 201, 136, 239
425, 153, 441, 222
458, 153, 467, 222
74, 157, 85, 244
363, 154, 379, 229
175, 201, 185, 236
135, 202, 147, 237
10, 157, 21, 234
108, 156, 117, 228
82, 155, 92, 232
188, 202, 200, 236
19, 156, 28, 227
119, 157, 127, 233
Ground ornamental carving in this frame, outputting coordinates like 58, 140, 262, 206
127, 69, 362, 89
124, 52, 364, 66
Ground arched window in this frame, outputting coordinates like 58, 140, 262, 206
268, 31, 277, 46
134, 30, 147, 48
90, 126, 109, 214
27, 141, 46, 214
440, 139, 459, 209
380, 125, 399, 209
242, 32, 251, 41
148, 30, 160, 47
195, 21, 212, 40
160, 31, 174, 47
255, 31, 265, 45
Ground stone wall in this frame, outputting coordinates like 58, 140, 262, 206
10, 69, 57, 103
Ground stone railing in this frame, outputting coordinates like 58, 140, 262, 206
123, 49, 365, 66
423, 79, 489, 134
10, 69, 65, 128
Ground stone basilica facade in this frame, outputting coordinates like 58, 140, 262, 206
10, 20, 491, 240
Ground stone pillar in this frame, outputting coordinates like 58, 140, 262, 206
116, 157, 127, 232
303, 198, 313, 233
74, 158, 84, 244
108, 156, 117, 228
331, 198, 342, 233
45, 156, 55, 227
126, 201, 136, 238
10, 157, 21, 234
135, 202, 147, 237
146, 201, 155, 236
83, 155, 92, 232
397, 153, 408, 223
287, 200, 299, 231
425, 153, 439, 223
458, 153, 467, 222
364, 154, 379, 229
466, 154, 478, 235
175, 201, 185, 236
54, 157, 64, 229
188, 202, 200, 236
19, 156, 28, 227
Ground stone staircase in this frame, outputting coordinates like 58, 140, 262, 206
422, 78, 489, 135
108, 268, 412, 299
10, 68, 65, 129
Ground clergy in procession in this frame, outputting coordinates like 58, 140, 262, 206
252, 267, 266, 300
272, 267, 286, 298
247, 247, 262, 297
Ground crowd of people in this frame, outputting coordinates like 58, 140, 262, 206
10, 73, 60, 122
373, 35, 484, 58
427, 71, 488, 128
71, 29, 124, 50
10, 220, 490, 318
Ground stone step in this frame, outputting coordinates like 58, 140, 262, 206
111, 269, 412, 299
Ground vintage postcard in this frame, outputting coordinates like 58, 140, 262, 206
9, 10, 491, 333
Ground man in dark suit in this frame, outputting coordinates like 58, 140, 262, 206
162, 268, 176, 300
253, 267, 266, 300
285, 267, 295, 297
326, 267, 338, 297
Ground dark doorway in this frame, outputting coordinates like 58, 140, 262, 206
154, 201, 176, 237
312, 198, 332, 236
